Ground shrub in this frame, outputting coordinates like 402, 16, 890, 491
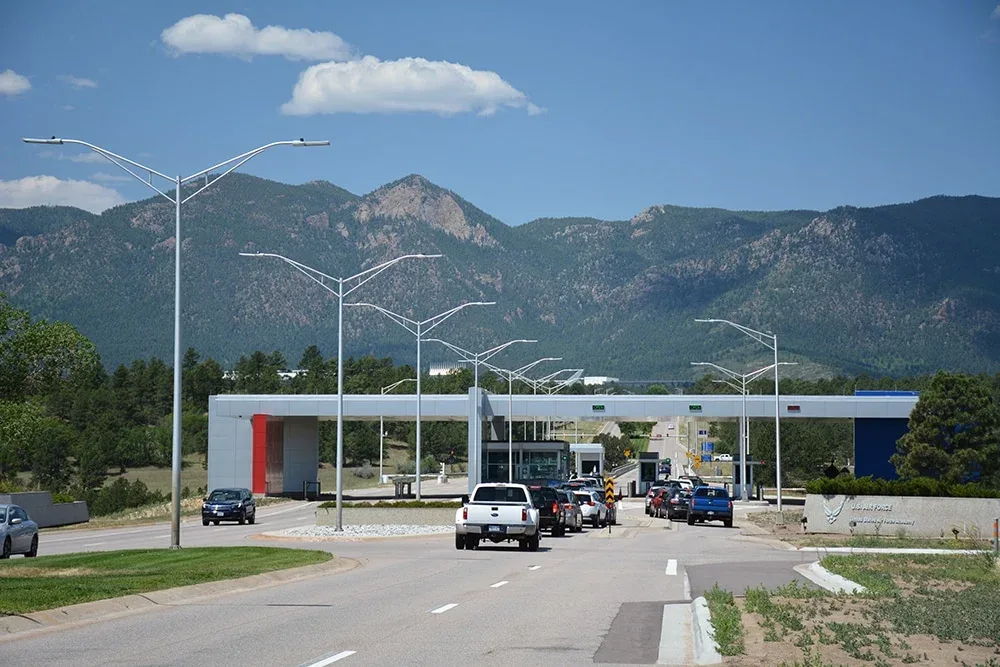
354, 463, 376, 479
804, 476, 1000, 498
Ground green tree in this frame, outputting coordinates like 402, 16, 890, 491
31, 417, 77, 491
1, 292, 100, 401
0, 400, 44, 480
891, 372, 1000, 486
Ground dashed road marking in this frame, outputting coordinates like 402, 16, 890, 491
84, 542, 106, 548
490, 581, 509, 588
430, 603, 459, 614
528, 565, 541, 571
683, 573, 691, 601
665, 559, 678, 576
304, 650, 356, 666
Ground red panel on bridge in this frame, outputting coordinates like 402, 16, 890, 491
252, 414, 268, 494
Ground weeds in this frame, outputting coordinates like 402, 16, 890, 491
703, 583, 745, 656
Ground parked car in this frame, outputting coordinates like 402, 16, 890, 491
1, 504, 39, 558
202, 488, 256, 526
573, 490, 608, 528
658, 487, 691, 520
645, 482, 668, 514
556, 489, 583, 532
456, 483, 540, 551
713, 454, 733, 462
687, 486, 733, 527
529, 485, 567, 536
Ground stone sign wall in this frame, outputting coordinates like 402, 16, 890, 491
803, 494, 1000, 539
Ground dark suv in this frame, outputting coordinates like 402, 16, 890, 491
202, 488, 256, 526
529, 485, 567, 537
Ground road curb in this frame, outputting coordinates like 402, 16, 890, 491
796, 546, 988, 555
0, 556, 359, 642
793, 560, 866, 594
690, 597, 723, 665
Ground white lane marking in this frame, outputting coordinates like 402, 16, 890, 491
528, 565, 541, 571
683, 573, 691, 601
490, 581, 509, 588
657, 603, 693, 665
430, 603, 459, 614
263, 502, 314, 518
305, 650, 356, 666
84, 542, 106, 548
665, 559, 678, 576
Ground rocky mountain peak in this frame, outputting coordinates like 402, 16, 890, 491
354, 174, 485, 243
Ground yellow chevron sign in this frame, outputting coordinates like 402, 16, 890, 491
604, 477, 615, 505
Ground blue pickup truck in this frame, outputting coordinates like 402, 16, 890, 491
686, 486, 733, 528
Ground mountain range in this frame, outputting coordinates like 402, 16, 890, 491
2, 173, 998, 379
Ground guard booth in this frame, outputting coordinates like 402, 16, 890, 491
481, 440, 572, 483
638, 451, 659, 495
732, 460, 767, 500
570, 442, 604, 477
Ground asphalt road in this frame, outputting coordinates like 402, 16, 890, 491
3, 502, 815, 666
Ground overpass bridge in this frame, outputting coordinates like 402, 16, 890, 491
208, 391, 915, 495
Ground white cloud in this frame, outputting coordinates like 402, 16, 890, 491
91, 172, 133, 183
161, 13, 352, 61
39, 150, 107, 164
281, 56, 543, 116
0, 69, 31, 96
0, 176, 125, 214
993, 4, 1000, 19
58, 75, 98, 89
62, 105, 75, 111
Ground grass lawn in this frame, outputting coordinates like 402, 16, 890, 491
707, 554, 1000, 666
0, 547, 331, 615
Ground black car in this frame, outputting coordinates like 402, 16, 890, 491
529, 485, 567, 536
202, 488, 256, 525
662, 487, 691, 521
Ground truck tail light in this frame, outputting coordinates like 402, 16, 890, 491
728, 501, 733, 511
522, 507, 527, 522
552, 501, 559, 514
462, 507, 468, 521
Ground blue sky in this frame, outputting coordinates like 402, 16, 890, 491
1, 1, 998, 224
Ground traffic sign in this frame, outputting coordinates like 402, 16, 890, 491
604, 476, 615, 507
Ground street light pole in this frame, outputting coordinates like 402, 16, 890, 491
380, 378, 417, 482
240, 252, 439, 529
346, 301, 495, 499
693, 361, 795, 499
23, 136, 328, 548
483, 357, 561, 483
425, 338, 537, 491
690, 317, 792, 510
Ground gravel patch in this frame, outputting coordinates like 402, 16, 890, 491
274, 525, 453, 539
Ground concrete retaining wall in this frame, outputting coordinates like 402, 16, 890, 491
316, 507, 456, 526
0, 492, 90, 528
804, 494, 1000, 539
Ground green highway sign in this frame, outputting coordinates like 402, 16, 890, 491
688, 404, 702, 412
592, 404, 606, 412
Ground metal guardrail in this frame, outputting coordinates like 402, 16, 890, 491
609, 462, 639, 478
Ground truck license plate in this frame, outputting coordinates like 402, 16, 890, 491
216, 511, 225, 516
488, 525, 500, 532
707, 511, 714, 515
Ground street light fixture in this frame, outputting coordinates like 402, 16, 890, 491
23, 136, 329, 548
482, 357, 562, 482
695, 318, 787, 509
691, 361, 797, 500
346, 301, 495, 499
380, 378, 417, 482
239, 252, 440, 530
425, 338, 537, 492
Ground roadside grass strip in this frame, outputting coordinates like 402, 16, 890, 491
0, 547, 331, 615
703, 583, 745, 656
728, 554, 1000, 666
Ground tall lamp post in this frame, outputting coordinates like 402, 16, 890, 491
23, 136, 329, 548
346, 301, 495, 499
483, 357, 562, 482
425, 338, 537, 492
695, 318, 786, 509
239, 252, 439, 530
380, 378, 417, 482
691, 361, 797, 500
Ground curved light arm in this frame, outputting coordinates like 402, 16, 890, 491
479, 339, 537, 363
24, 137, 176, 201
183, 140, 329, 183
382, 378, 417, 394
745, 361, 798, 385
424, 338, 476, 363
695, 318, 776, 350
712, 378, 744, 393
419, 301, 495, 336
691, 361, 744, 383
346, 302, 418, 335
240, 252, 440, 299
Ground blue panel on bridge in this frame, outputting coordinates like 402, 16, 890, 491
854, 418, 909, 480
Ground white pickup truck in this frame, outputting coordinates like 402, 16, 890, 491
455, 483, 540, 551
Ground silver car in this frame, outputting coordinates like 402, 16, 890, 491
1, 504, 39, 558
556, 489, 584, 533
573, 490, 608, 528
